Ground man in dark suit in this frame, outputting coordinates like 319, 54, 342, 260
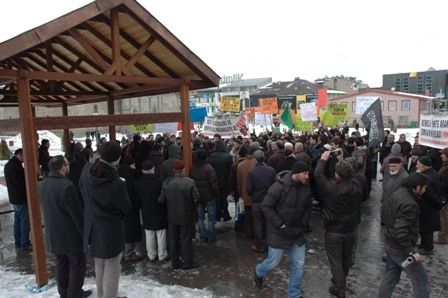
38, 155, 91, 298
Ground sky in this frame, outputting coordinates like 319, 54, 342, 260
0, 1, 447, 88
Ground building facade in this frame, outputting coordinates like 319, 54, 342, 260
382, 68, 448, 98
329, 89, 432, 128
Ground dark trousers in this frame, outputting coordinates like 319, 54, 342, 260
55, 252, 86, 298
215, 188, 231, 221
244, 205, 253, 238
252, 201, 266, 249
419, 232, 434, 251
169, 224, 194, 267
325, 231, 355, 297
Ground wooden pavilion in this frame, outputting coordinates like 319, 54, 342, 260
0, 0, 219, 286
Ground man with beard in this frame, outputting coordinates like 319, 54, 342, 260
378, 173, 431, 297
254, 162, 312, 298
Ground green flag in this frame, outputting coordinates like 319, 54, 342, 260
280, 104, 294, 130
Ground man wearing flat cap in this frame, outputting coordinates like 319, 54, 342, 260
158, 160, 200, 270
254, 161, 312, 298
416, 156, 445, 255
435, 148, 448, 244
79, 141, 131, 298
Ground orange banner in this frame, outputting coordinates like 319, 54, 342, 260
259, 97, 278, 114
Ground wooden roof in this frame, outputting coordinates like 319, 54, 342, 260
0, 0, 220, 107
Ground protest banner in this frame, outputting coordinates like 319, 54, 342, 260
419, 114, 448, 149
220, 97, 241, 112
321, 103, 349, 125
294, 113, 313, 133
356, 96, 378, 115
361, 98, 384, 148
130, 123, 154, 132
254, 112, 272, 126
202, 116, 241, 137
296, 95, 306, 109
299, 102, 318, 121
259, 97, 278, 114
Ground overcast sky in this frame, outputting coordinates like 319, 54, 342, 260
1, 0, 446, 87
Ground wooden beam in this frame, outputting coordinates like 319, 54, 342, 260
34, 112, 183, 130
110, 8, 121, 76
68, 28, 110, 71
26, 70, 184, 85
17, 76, 48, 287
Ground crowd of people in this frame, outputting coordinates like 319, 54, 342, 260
3, 125, 448, 298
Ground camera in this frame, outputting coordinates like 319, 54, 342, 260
329, 150, 341, 157
401, 255, 415, 268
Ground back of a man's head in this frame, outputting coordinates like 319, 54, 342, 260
335, 160, 353, 179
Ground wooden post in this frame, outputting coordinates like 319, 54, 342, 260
108, 96, 116, 141
62, 102, 71, 153
180, 82, 191, 173
17, 73, 48, 287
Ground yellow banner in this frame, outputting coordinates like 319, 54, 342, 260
294, 113, 313, 133
320, 103, 350, 125
130, 124, 154, 132
220, 97, 241, 112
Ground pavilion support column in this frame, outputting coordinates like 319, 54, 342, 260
180, 82, 191, 173
62, 102, 71, 153
17, 73, 48, 287
107, 96, 116, 141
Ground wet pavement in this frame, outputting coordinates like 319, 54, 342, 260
1, 179, 448, 297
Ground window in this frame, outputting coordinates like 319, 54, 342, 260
398, 116, 409, 126
401, 100, 410, 111
388, 101, 397, 111
425, 75, 432, 95
395, 78, 401, 91
417, 76, 423, 94
381, 101, 384, 111
383, 116, 392, 125
352, 102, 356, 112
403, 77, 409, 92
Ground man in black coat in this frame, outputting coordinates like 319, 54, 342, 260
209, 140, 233, 222
135, 160, 167, 262
416, 156, 445, 255
38, 155, 91, 298
37, 138, 51, 177
4, 148, 32, 251
79, 141, 131, 298
315, 152, 362, 298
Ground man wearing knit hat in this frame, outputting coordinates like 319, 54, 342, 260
435, 148, 448, 244
158, 160, 200, 270
416, 156, 445, 255
79, 141, 131, 298
254, 161, 312, 298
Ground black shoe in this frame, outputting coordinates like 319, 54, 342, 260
181, 262, 200, 270
254, 267, 263, 288
223, 216, 232, 222
81, 289, 92, 298
382, 255, 387, 262
329, 285, 345, 298
172, 261, 180, 269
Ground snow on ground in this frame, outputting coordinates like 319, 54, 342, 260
0, 128, 419, 297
